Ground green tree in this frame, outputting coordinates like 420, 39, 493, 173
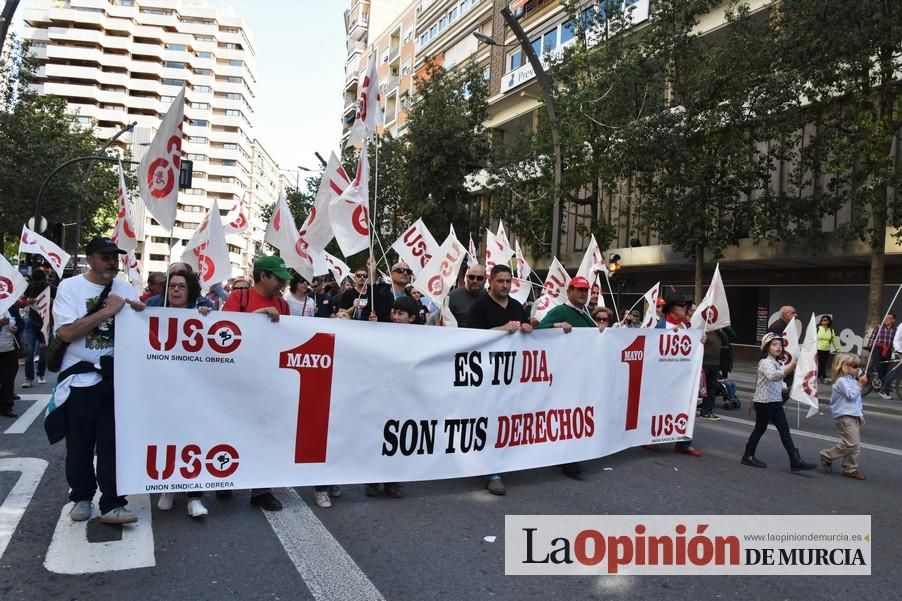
768, 0, 902, 334
403, 61, 489, 239
0, 37, 120, 257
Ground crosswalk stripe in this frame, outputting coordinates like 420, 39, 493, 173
263, 488, 385, 601
4, 395, 51, 434
701, 415, 902, 456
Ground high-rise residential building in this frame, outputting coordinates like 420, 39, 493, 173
22, 0, 272, 277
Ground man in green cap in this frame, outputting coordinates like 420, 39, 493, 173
221, 255, 291, 511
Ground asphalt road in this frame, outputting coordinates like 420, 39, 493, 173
1, 371, 899, 601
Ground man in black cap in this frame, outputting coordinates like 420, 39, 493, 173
51, 237, 145, 524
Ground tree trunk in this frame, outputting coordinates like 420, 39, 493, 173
865, 129, 897, 336
694, 243, 703, 303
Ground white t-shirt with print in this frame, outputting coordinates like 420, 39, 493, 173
53, 274, 138, 388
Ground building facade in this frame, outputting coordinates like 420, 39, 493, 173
22, 0, 276, 277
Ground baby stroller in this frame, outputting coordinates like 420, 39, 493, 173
715, 378, 741, 410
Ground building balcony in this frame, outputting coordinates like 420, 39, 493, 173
348, 14, 369, 42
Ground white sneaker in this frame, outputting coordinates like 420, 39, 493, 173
21, 380, 32, 388
99, 506, 138, 525
187, 498, 208, 518
157, 493, 174, 511
879, 392, 892, 400
37, 376, 46, 384
314, 491, 332, 508
69, 500, 93, 522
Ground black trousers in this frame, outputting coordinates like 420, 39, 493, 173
0, 349, 17, 412
701, 365, 720, 413
817, 350, 832, 380
744, 402, 796, 458
65, 379, 126, 514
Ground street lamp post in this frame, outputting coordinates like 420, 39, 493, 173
474, 7, 563, 258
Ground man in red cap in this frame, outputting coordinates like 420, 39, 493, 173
537, 276, 599, 332
537, 276, 601, 478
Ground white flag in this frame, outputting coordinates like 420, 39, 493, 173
0, 254, 27, 315
467, 235, 478, 268
111, 161, 138, 253
534, 258, 571, 321
299, 152, 351, 252
121, 251, 144, 295
441, 295, 458, 327
181, 200, 231, 287
514, 240, 532, 281
34, 285, 52, 343
412, 232, 466, 307
19, 225, 71, 278
321, 251, 351, 283
485, 228, 514, 275
790, 313, 821, 418
780, 317, 802, 367
690, 263, 731, 330
223, 194, 249, 235
391, 218, 440, 276
576, 234, 605, 282
329, 143, 370, 257
138, 86, 184, 231
265, 192, 321, 281
346, 56, 384, 147
510, 276, 532, 305
640, 282, 662, 328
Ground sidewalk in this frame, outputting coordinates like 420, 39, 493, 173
730, 358, 902, 417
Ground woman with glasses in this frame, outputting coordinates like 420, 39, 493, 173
154, 270, 212, 518
592, 306, 614, 331
816, 315, 840, 383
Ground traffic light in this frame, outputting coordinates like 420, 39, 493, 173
608, 253, 622, 275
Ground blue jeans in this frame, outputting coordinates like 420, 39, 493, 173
23, 318, 46, 381
880, 359, 896, 394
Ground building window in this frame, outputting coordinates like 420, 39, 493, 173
194, 85, 211, 93
195, 51, 212, 58
164, 44, 187, 51
223, 143, 238, 150
162, 78, 185, 87
222, 160, 237, 166
190, 119, 209, 127
150, 254, 167, 261
228, 59, 242, 66
164, 61, 186, 69
226, 93, 241, 100
193, 68, 212, 76
225, 109, 240, 116
191, 102, 209, 110
189, 136, 207, 144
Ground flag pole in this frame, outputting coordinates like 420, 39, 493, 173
862, 282, 902, 376
600, 267, 620, 324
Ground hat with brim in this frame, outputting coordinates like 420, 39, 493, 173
569, 276, 591, 290
760, 332, 787, 351
254, 255, 292, 280
86, 237, 126, 255
662, 290, 686, 315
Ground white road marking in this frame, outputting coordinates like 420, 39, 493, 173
702, 415, 902, 457
44, 493, 155, 574
0, 458, 48, 560
3, 394, 51, 434
263, 488, 385, 601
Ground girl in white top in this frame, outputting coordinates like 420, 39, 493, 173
284, 275, 316, 317
819, 353, 867, 480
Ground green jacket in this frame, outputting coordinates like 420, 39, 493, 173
817, 326, 840, 352
537, 304, 596, 329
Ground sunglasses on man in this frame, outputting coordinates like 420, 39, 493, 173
467, 275, 485, 281
393, 268, 413, 275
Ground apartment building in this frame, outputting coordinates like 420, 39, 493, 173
22, 0, 270, 277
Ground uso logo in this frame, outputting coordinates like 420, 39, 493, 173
659, 334, 693, 357
149, 316, 242, 353
146, 443, 239, 480
651, 412, 689, 437
801, 369, 818, 397
701, 306, 718, 324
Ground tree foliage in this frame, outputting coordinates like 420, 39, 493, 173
0, 37, 120, 256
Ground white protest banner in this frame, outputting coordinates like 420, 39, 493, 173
790, 313, 820, 418
412, 232, 466, 307
510, 277, 532, 305
111, 161, 138, 253
181, 200, 231, 287
329, 143, 370, 257
780, 317, 802, 365
115, 310, 702, 493
265, 192, 322, 281
0, 255, 27, 314
640, 282, 661, 328
138, 86, 184, 231
391, 218, 440, 275
534, 258, 570, 321
19, 226, 71, 278
299, 152, 350, 252
467, 235, 478, 268
690, 263, 731, 330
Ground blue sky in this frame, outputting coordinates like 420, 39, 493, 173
217, 0, 345, 175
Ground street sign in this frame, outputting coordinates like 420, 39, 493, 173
27, 216, 47, 233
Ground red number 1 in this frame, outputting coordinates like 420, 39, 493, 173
621, 336, 646, 431
279, 333, 336, 463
